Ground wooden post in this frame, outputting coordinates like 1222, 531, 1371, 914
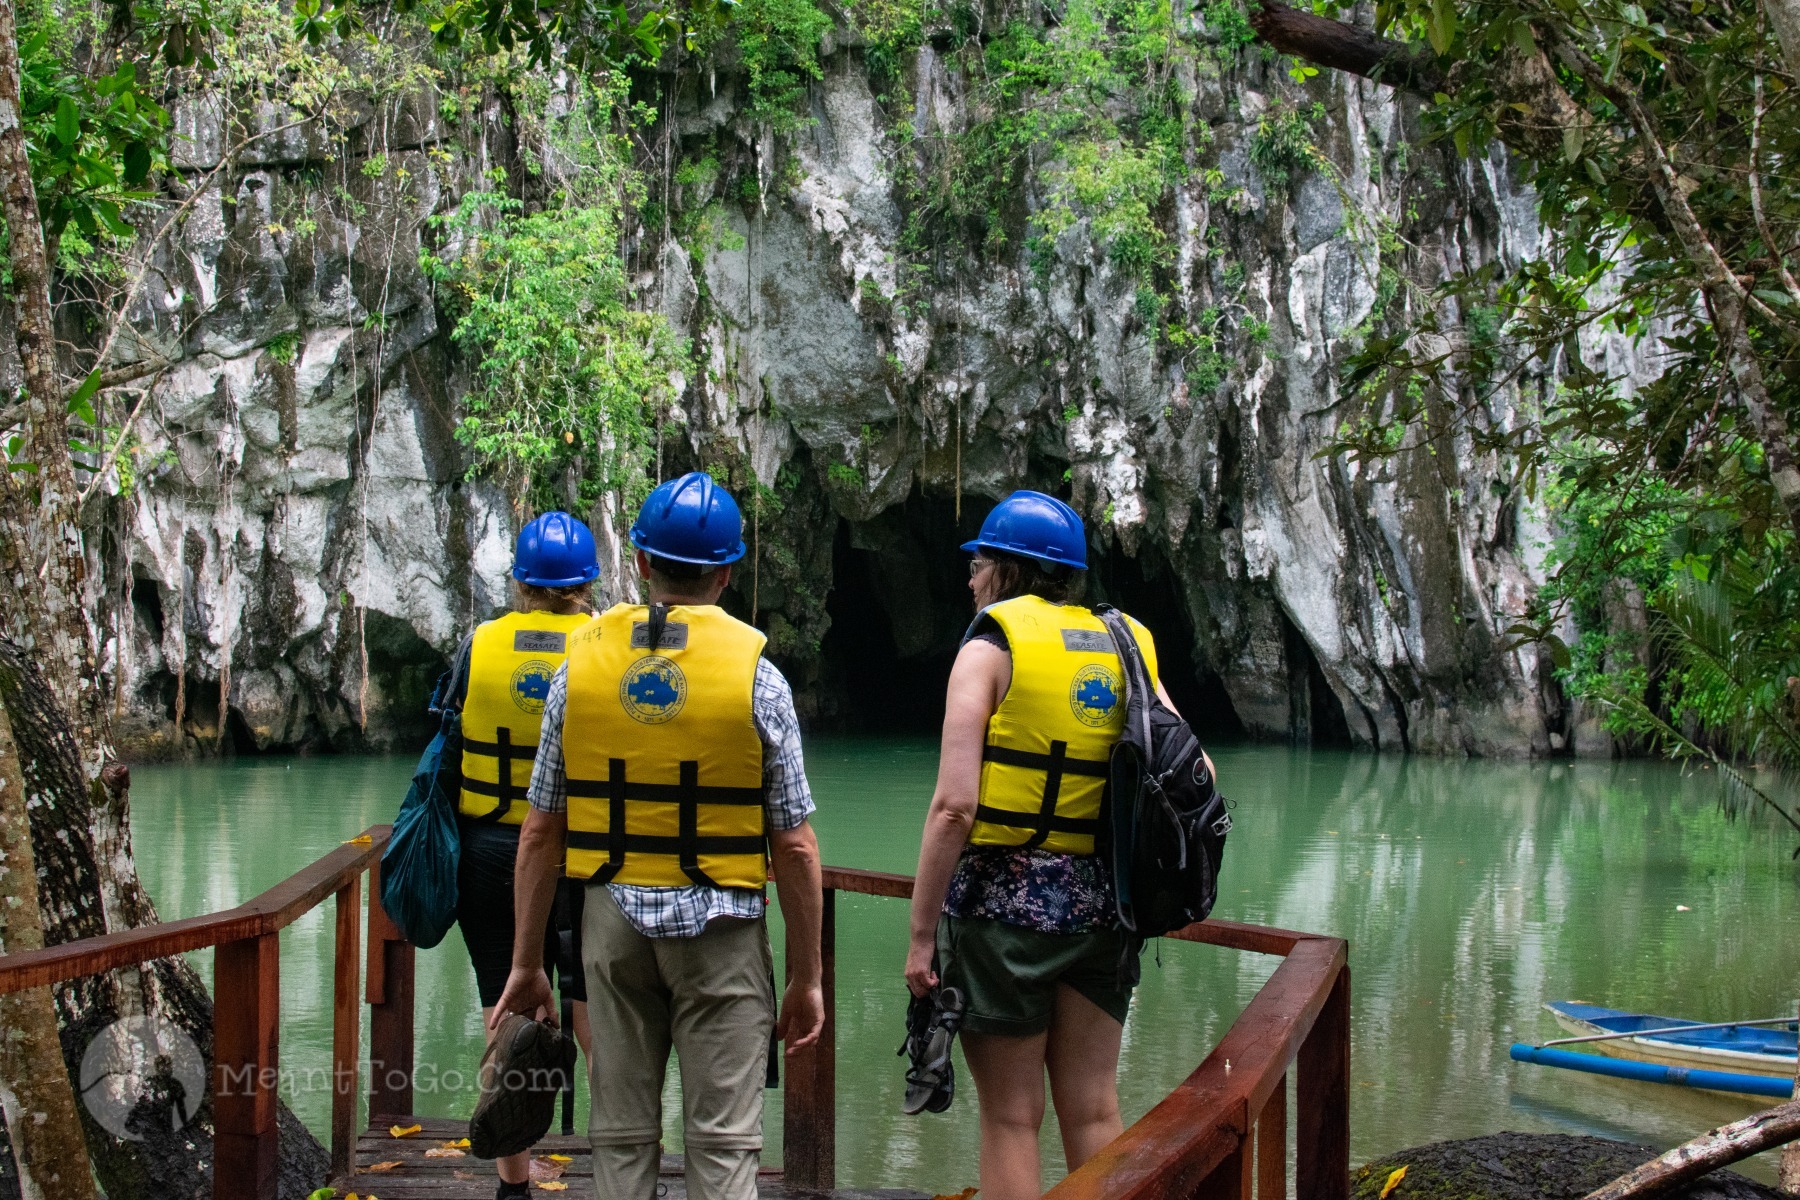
1204, 1135, 1256, 1200
367, 860, 415, 1121
1258, 1074, 1287, 1199
214, 932, 280, 1200
331, 877, 363, 1180
783, 887, 836, 1191
1295, 964, 1350, 1200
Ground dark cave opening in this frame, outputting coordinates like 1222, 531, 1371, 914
811, 491, 1243, 742
1279, 609, 1354, 749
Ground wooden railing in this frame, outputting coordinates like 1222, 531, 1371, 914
0, 832, 1349, 1200
801, 866, 1350, 1200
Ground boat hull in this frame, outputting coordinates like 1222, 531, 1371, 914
1545, 1002, 1796, 1090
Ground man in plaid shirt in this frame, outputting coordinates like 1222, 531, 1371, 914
495, 473, 823, 1200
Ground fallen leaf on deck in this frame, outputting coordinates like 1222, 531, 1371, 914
932, 1189, 978, 1200
1379, 1165, 1407, 1198
423, 1147, 466, 1158
546, 1154, 573, 1164
388, 1123, 422, 1138
530, 1158, 567, 1182
306, 1190, 336, 1200
366, 1162, 402, 1172
343, 834, 373, 845
535, 1183, 569, 1192
442, 1138, 472, 1148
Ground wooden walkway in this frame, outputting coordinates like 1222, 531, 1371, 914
352, 1117, 930, 1199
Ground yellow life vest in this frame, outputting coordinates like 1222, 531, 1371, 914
459, 609, 593, 824
562, 603, 768, 889
968, 595, 1160, 856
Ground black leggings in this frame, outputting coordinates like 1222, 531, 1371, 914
455, 821, 586, 1007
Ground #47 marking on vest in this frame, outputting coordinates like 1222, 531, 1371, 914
620, 655, 687, 723
514, 629, 568, 654
1061, 628, 1114, 653
511, 660, 557, 714
1069, 663, 1122, 727
630, 621, 690, 649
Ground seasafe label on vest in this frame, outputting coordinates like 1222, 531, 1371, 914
631, 621, 690, 650
1061, 628, 1114, 653
514, 630, 569, 654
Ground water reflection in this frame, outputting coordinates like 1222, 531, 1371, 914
131, 743, 1800, 1190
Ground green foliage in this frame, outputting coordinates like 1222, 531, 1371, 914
16, 26, 167, 248
1201, 0, 1256, 52
421, 179, 687, 513
826, 461, 864, 489
731, 0, 833, 130
1248, 100, 1323, 192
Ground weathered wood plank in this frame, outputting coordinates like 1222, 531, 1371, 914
1295, 963, 1351, 1200
331, 877, 363, 1181
214, 932, 280, 1200
783, 886, 836, 1191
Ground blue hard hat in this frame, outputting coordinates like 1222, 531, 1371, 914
513, 511, 601, 587
629, 472, 746, 566
961, 490, 1088, 570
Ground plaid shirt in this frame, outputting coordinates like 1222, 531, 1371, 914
527, 657, 815, 938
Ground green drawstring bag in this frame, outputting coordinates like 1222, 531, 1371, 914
380, 684, 464, 949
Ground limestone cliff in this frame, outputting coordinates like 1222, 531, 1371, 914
91, 24, 1622, 757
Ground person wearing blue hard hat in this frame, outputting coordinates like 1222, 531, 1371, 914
901, 490, 1215, 1200
439, 510, 600, 1199
496, 471, 825, 1200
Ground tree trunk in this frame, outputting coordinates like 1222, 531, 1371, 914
0, 700, 98, 1200
0, 642, 329, 1199
0, 0, 104, 773
1765, 0, 1800, 80
1582, 1098, 1800, 1199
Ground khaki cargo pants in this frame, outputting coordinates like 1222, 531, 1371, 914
581, 886, 775, 1200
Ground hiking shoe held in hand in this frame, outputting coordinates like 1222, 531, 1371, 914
899, 985, 964, 1115
469, 1013, 578, 1159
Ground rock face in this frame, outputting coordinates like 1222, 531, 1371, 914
92, 26, 1613, 757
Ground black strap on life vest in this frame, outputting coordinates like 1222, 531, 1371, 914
462, 727, 537, 821
569, 758, 766, 883
976, 740, 1108, 846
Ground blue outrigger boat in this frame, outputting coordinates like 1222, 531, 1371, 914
1509, 1001, 1798, 1099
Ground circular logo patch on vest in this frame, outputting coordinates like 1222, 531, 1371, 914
620, 655, 687, 724
510, 659, 556, 715
1069, 663, 1122, 727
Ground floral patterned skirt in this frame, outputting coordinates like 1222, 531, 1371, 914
942, 844, 1117, 934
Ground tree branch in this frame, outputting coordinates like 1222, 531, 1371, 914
1248, 0, 1445, 94
1582, 1098, 1800, 1200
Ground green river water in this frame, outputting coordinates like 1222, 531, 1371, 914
132, 742, 1800, 1191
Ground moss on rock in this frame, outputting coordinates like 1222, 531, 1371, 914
1352, 1133, 1782, 1200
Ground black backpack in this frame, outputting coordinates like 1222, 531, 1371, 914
1094, 605, 1232, 938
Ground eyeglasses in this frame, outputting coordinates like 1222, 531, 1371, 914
968, 557, 995, 579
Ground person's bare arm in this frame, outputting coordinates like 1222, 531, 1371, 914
904, 639, 1008, 996
488, 807, 567, 1029
770, 821, 824, 1053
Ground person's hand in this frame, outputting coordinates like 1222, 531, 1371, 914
903, 931, 938, 998
777, 978, 824, 1054
487, 967, 556, 1032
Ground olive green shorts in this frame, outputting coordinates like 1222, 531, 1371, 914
936, 915, 1139, 1036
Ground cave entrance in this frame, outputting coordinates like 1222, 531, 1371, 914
816, 496, 1246, 742
817, 494, 974, 734
1279, 609, 1354, 749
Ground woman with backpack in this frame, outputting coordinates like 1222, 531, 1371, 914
903, 490, 1214, 1200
